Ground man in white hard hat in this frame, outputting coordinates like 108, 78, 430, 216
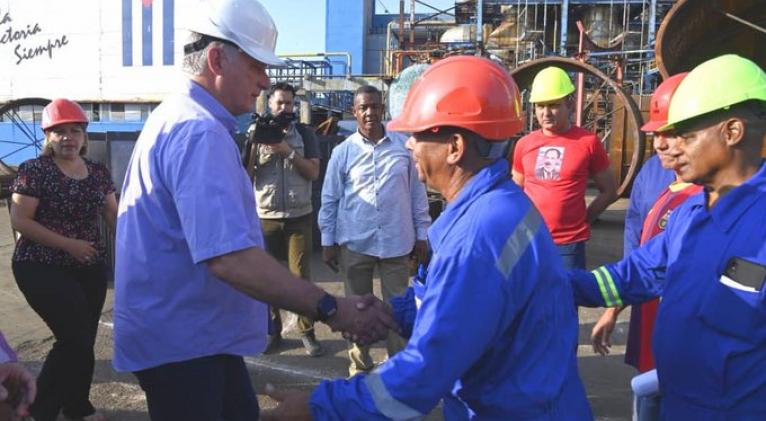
113, 1, 397, 420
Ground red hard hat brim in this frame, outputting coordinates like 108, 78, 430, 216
42, 118, 88, 131
640, 119, 666, 133
388, 116, 524, 140
387, 118, 415, 134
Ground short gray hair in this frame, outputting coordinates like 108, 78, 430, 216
182, 32, 236, 75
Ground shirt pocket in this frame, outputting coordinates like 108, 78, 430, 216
255, 183, 278, 210
696, 275, 766, 343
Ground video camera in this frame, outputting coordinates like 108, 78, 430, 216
245, 111, 296, 145
241, 111, 296, 179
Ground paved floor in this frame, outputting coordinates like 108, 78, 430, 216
0, 198, 637, 420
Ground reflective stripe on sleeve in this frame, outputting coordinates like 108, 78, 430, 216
592, 266, 623, 307
364, 371, 424, 420
496, 207, 542, 278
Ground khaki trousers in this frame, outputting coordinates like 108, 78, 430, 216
261, 214, 314, 335
340, 246, 409, 376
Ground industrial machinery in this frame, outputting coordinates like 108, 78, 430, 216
3, 0, 766, 196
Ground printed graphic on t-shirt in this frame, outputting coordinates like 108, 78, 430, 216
534, 147, 564, 181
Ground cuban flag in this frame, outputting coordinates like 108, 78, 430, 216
122, 0, 175, 66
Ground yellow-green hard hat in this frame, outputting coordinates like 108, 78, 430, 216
658, 54, 766, 132
529, 66, 575, 103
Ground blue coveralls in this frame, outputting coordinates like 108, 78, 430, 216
571, 161, 766, 420
310, 159, 591, 420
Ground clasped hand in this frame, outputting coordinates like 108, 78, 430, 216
65, 238, 97, 264
328, 294, 399, 347
0, 362, 36, 421
262, 295, 399, 420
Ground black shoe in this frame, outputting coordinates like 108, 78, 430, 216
301, 332, 323, 357
263, 334, 282, 354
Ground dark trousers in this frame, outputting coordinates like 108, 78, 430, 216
134, 354, 259, 421
556, 240, 587, 270
12, 261, 107, 421
261, 214, 315, 335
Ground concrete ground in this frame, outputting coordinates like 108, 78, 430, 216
0, 198, 636, 420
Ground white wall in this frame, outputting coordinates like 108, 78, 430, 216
0, 0, 198, 102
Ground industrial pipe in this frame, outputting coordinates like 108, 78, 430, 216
575, 21, 586, 127
476, 0, 483, 55
277, 52, 352, 78
656, 0, 766, 78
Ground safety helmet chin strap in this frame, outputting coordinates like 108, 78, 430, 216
184, 32, 242, 55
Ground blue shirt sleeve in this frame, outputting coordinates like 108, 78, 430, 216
311, 242, 513, 419
318, 142, 345, 246
624, 164, 648, 256
389, 287, 416, 339
0, 330, 17, 363
165, 126, 262, 263
572, 230, 668, 308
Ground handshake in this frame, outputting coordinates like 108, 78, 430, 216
323, 293, 399, 346
261, 293, 400, 421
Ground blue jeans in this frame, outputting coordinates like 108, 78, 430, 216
556, 241, 586, 270
632, 369, 660, 421
634, 394, 660, 421
134, 354, 259, 421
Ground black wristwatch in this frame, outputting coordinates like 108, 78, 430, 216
316, 293, 338, 322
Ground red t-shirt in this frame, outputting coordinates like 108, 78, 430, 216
513, 126, 610, 244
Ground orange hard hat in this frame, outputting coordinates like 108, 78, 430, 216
41, 98, 89, 131
641, 72, 688, 133
387, 55, 524, 140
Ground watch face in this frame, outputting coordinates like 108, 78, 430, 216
318, 294, 338, 321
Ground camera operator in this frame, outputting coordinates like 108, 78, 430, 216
253, 82, 323, 356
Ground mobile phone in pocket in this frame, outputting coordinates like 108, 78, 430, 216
723, 257, 766, 292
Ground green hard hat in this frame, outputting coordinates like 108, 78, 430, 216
658, 54, 766, 132
529, 66, 575, 103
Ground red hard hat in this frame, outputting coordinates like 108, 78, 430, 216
387, 55, 524, 140
41, 98, 89, 131
641, 72, 688, 132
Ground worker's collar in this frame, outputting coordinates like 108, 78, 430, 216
428, 159, 508, 250
354, 127, 390, 146
689, 159, 766, 233
185, 78, 237, 135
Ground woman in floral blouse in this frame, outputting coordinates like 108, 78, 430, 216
9, 99, 117, 421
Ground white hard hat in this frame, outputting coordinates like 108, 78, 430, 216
187, 0, 284, 66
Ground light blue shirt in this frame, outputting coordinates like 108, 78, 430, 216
113, 79, 268, 372
318, 130, 430, 259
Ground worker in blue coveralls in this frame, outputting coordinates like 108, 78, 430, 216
571, 54, 766, 419
262, 56, 592, 420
